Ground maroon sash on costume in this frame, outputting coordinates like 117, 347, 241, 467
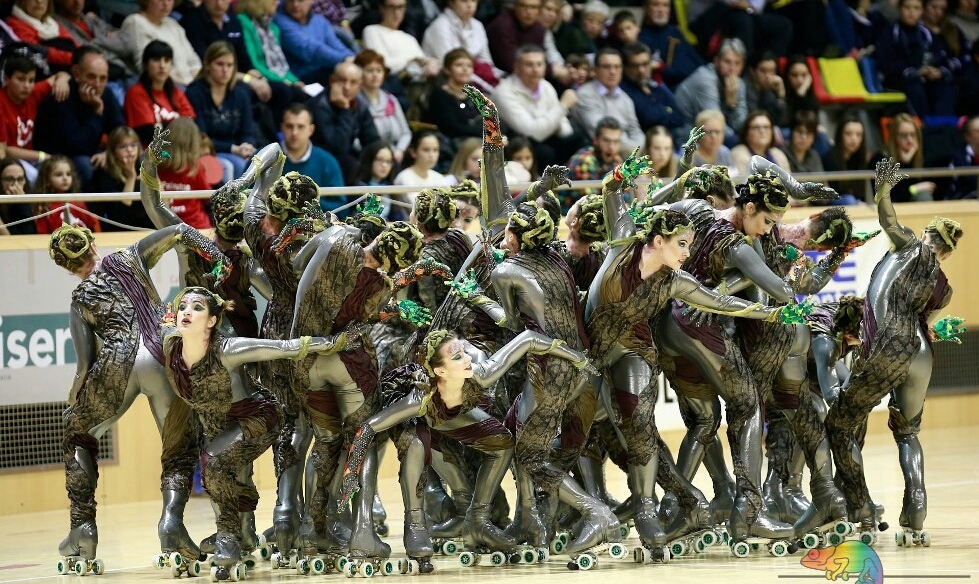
101, 252, 165, 365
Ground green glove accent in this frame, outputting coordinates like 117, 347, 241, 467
397, 299, 432, 326
933, 316, 966, 344
778, 297, 815, 325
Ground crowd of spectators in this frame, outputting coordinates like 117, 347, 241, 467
2, 0, 978, 235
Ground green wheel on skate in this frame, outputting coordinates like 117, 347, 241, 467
802, 533, 820, 549
732, 541, 750, 558
609, 543, 628, 559
670, 541, 686, 557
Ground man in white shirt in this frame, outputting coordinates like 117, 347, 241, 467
572, 48, 645, 155
492, 44, 582, 166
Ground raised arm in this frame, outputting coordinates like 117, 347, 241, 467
220, 333, 352, 370
473, 329, 592, 387
873, 157, 915, 250
244, 143, 287, 228
140, 128, 181, 228
749, 155, 838, 202
135, 223, 231, 273
462, 85, 513, 234
671, 270, 780, 320
523, 164, 572, 206
675, 126, 706, 179
603, 149, 652, 242
68, 303, 95, 405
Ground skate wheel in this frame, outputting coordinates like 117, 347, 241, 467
172, 563, 183, 577
91, 559, 104, 575
489, 551, 506, 566
609, 542, 628, 560
406, 559, 419, 575
359, 562, 375, 578
661, 548, 671, 564
243, 557, 256, 569
828, 532, 845, 546
172, 553, 184, 568
229, 564, 241, 582
190, 560, 202, 577
695, 539, 707, 553
859, 531, 877, 546
558, 532, 569, 545
441, 541, 458, 555
732, 541, 750, 558
270, 552, 280, 568
459, 551, 475, 567
537, 548, 549, 563
720, 530, 731, 545
210, 566, 219, 582
802, 533, 820, 549
381, 559, 398, 575
770, 541, 789, 557
312, 557, 327, 575
701, 531, 716, 547
834, 521, 851, 536
670, 541, 686, 557
895, 529, 908, 547
74, 560, 88, 576
550, 538, 565, 555
920, 531, 931, 547
522, 549, 537, 564
575, 554, 595, 571
296, 558, 310, 576
344, 562, 356, 578
618, 523, 630, 539
57, 559, 69, 575
154, 554, 167, 570
633, 547, 647, 564
336, 556, 348, 572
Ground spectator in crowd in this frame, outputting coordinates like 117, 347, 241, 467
121, 0, 202, 85
949, 0, 979, 43
308, 60, 380, 181
354, 141, 399, 219
280, 103, 346, 213
877, 0, 958, 116
35, 47, 124, 188
87, 126, 155, 230
492, 44, 581, 166
606, 10, 640, 52
154, 116, 214, 228
567, 116, 622, 205
822, 113, 871, 202
539, 0, 571, 84
311, 0, 356, 49
186, 41, 257, 181
6, 0, 78, 72
961, 41, 979, 116
447, 137, 482, 183
53, 0, 137, 80
355, 49, 411, 164
554, 0, 609, 58
686, 0, 793, 57
362, 0, 440, 80
394, 128, 451, 206
923, 0, 970, 70
644, 125, 678, 178
422, 48, 483, 142
505, 135, 540, 180
620, 42, 686, 139
275, 0, 355, 84
0, 52, 70, 176
637, 0, 703, 89
731, 110, 790, 176
422, 0, 501, 89
948, 114, 979, 199
745, 51, 787, 126
487, 0, 548, 73
675, 38, 748, 141
784, 55, 818, 121
690, 108, 734, 169
781, 110, 824, 173
0, 157, 37, 234
124, 40, 196, 146
351, 0, 440, 41
572, 47, 644, 153
870, 113, 933, 201
180, 0, 248, 61
564, 52, 591, 88
32, 155, 100, 234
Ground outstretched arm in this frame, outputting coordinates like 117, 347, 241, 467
671, 270, 779, 320
473, 329, 594, 387
749, 155, 839, 201
140, 127, 182, 228
724, 240, 796, 304
463, 85, 513, 234
68, 303, 95, 406
135, 223, 230, 274
221, 333, 354, 370
524, 164, 572, 203
873, 158, 915, 250
363, 390, 425, 435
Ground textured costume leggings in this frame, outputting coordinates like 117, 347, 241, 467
201, 424, 277, 540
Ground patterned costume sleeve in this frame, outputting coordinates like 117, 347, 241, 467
67, 303, 95, 405
135, 223, 230, 276
463, 85, 513, 233
671, 270, 779, 320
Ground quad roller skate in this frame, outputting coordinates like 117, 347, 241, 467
894, 528, 931, 547
154, 552, 204, 578
58, 521, 105, 576
797, 520, 855, 549
565, 542, 631, 570
847, 503, 889, 547
379, 509, 437, 575
662, 501, 727, 558
728, 497, 799, 559
894, 488, 929, 548
209, 534, 248, 582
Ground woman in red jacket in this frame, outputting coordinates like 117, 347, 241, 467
6, 0, 79, 71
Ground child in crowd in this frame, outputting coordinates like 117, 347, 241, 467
394, 128, 449, 207
32, 156, 101, 234
154, 117, 213, 229
356, 141, 400, 220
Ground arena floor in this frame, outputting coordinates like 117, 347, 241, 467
2, 409, 978, 583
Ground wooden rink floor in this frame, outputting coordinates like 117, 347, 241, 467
2, 417, 978, 583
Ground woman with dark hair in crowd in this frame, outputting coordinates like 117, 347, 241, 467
124, 40, 196, 146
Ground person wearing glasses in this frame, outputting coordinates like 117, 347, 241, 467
0, 157, 37, 235
690, 109, 734, 171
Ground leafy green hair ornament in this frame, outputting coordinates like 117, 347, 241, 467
926, 217, 961, 251
932, 316, 966, 344
420, 329, 452, 377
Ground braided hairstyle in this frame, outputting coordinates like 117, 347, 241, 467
684, 165, 735, 207
807, 207, 853, 250
416, 329, 457, 378
346, 213, 387, 247
508, 202, 555, 252
574, 194, 606, 243
535, 190, 562, 231
49, 224, 96, 274
414, 189, 458, 234
642, 209, 693, 245
372, 221, 424, 275
211, 181, 248, 242
171, 286, 235, 329
267, 172, 320, 221
831, 295, 864, 340
735, 170, 790, 214
924, 216, 964, 256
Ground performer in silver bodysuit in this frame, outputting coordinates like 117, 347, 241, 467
50, 222, 230, 565
826, 158, 963, 543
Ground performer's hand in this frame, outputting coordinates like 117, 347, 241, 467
448, 269, 484, 300
577, 359, 601, 377
462, 84, 497, 119
932, 315, 966, 344
685, 306, 717, 328
842, 229, 881, 253
799, 182, 839, 201
147, 126, 172, 164
874, 158, 908, 193
683, 125, 707, 157
612, 148, 652, 184
540, 165, 572, 190
773, 297, 815, 325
